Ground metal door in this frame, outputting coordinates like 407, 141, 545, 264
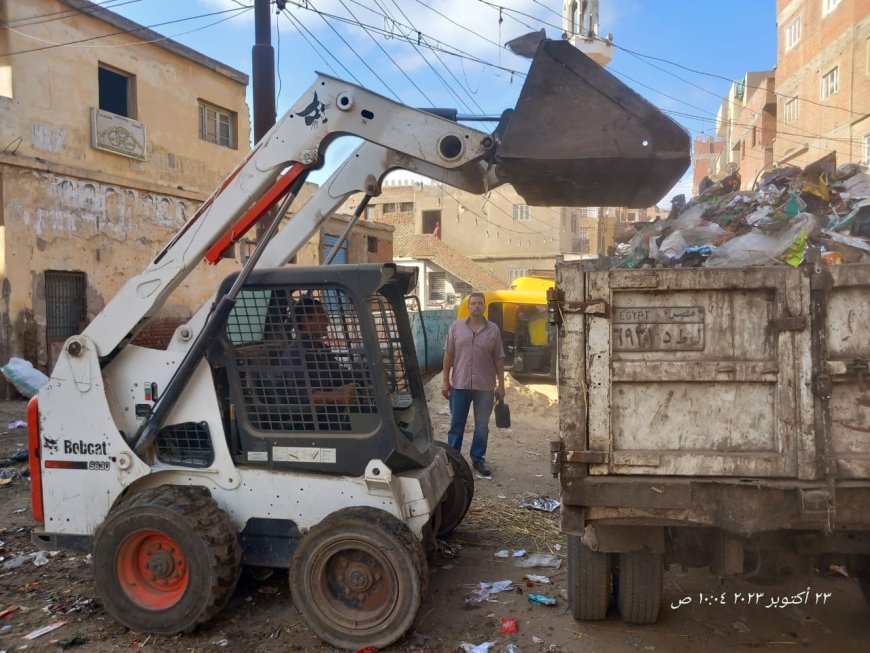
820, 264, 870, 479
584, 267, 807, 478
44, 271, 87, 371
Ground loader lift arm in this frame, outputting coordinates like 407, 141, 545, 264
176, 139, 502, 346
82, 75, 496, 362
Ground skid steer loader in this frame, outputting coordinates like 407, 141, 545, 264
27, 41, 688, 649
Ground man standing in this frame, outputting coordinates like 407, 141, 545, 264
442, 292, 505, 477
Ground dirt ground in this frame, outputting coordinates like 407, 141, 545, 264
0, 379, 867, 653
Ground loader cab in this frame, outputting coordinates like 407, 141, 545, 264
207, 264, 434, 476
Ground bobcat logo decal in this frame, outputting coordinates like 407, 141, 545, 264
44, 437, 59, 454
295, 91, 329, 127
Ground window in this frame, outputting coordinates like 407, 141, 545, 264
98, 65, 134, 118
570, 214, 578, 232
508, 268, 529, 283
454, 281, 473, 295
575, 228, 590, 254
367, 236, 378, 253
428, 272, 446, 301
579, 206, 597, 218
821, 66, 839, 100
784, 97, 800, 124
0, 63, 11, 99
864, 133, 870, 165
823, 0, 842, 15
382, 203, 397, 214
513, 204, 530, 221
321, 234, 348, 263
199, 101, 236, 148
786, 17, 801, 50
422, 210, 441, 234
399, 201, 415, 213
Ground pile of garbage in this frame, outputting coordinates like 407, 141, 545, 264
607, 155, 870, 269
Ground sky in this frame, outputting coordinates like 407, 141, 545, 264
95, 0, 778, 206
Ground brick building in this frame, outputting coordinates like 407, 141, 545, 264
714, 71, 777, 189
693, 136, 726, 194
774, 0, 870, 168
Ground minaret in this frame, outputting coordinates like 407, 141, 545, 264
562, 0, 613, 67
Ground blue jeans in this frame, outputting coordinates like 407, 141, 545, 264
447, 389, 495, 464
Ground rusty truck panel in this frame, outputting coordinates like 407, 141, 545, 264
555, 260, 870, 625
562, 265, 819, 479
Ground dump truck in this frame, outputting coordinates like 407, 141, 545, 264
552, 255, 870, 623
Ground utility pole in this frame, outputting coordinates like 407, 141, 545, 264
253, 0, 277, 240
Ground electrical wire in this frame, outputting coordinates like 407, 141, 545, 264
475, 0, 865, 118
306, 0, 401, 100
379, 0, 495, 121
3, 0, 143, 29
336, 0, 435, 105
280, 8, 352, 79
280, 0, 528, 78
1, 5, 252, 57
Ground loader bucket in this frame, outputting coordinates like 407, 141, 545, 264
496, 40, 690, 208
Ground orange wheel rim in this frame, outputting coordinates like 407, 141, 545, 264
116, 530, 189, 609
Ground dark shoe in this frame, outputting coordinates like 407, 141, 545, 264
473, 460, 492, 477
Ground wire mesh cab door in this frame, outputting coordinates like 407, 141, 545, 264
212, 264, 433, 476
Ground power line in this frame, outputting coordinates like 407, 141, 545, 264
7, 6, 252, 51
477, 0, 865, 119
336, 0, 434, 105
280, 10, 343, 77
306, 0, 401, 100
3, 0, 143, 29
280, 0, 528, 78
379, 0, 495, 122
0, 5, 252, 57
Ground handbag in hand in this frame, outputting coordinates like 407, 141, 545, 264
494, 398, 511, 428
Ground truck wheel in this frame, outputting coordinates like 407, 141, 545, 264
567, 535, 611, 620
434, 441, 474, 537
617, 549, 663, 624
93, 485, 241, 634
290, 506, 428, 650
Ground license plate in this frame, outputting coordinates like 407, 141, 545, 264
612, 307, 705, 351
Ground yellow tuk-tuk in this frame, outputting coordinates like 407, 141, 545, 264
457, 277, 555, 377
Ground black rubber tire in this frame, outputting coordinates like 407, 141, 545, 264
617, 549, 663, 624
434, 441, 474, 538
567, 534, 611, 620
92, 485, 241, 634
857, 574, 870, 608
852, 556, 870, 608
290, 506, 428, 650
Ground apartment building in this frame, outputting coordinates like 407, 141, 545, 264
775, 0, 870, 167
0, 0, 256, 382
714, 70, 778, 189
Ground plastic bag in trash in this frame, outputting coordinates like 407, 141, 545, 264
705, 213, 817, 268
1, 357, 49, 398
519, 497, 561, 512
459, 642, 495, 653
514, 554, 562, 569
656, 223, 727, 264
466, 580, 513, 603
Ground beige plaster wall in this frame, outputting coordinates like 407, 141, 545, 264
0, 0, 249, 196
